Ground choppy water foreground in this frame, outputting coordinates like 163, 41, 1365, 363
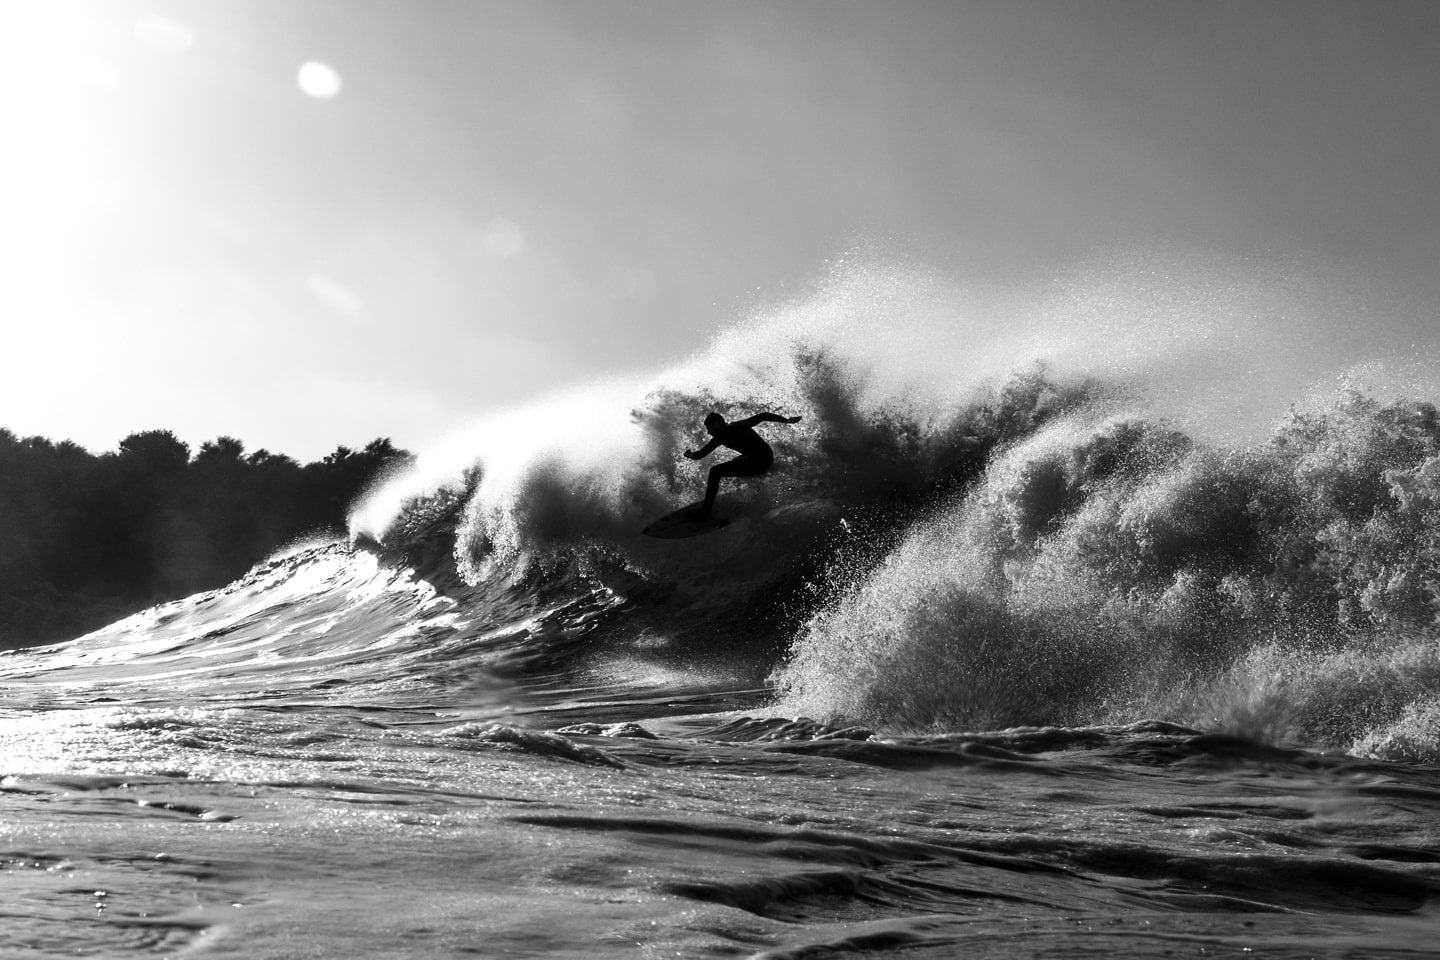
1, 546, 1437, 959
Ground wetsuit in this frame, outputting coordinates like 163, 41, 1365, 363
686, 412, 797, 514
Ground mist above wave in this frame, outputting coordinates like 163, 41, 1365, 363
352, 257, 1312, 575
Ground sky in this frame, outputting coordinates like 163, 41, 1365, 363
4, 0, 1439, 460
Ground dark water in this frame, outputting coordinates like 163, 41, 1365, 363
5, 265, 1440, 957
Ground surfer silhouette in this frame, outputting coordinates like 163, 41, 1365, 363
684, 411, 802, 516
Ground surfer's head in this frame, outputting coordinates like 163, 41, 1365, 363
704, 412, 725, 434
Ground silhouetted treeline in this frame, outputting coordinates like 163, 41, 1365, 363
0, 429, 412, 649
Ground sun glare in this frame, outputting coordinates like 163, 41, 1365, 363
0, 3, 100, 282
298, 61, 344, 99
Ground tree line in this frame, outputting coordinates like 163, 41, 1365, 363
0, 429, 412, 649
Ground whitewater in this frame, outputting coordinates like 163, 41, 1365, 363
3, 261, 1439, 958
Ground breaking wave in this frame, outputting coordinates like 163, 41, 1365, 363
346, 257, 1440, 758
773, 397, 1440, 756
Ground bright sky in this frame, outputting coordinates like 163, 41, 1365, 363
4, 0, 1439, 460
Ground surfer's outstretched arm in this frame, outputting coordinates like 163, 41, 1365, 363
736, 412, 802, 428
684, 438, 721, 460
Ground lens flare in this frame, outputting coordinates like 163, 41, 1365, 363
297, 60, 342, 99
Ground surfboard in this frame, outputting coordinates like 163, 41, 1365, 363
641, 501, 730, 539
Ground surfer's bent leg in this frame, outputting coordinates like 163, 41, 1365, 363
700, 456, 769, 514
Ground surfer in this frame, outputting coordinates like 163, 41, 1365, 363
684, 410, 802, 516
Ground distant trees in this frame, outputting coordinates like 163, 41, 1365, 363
0, 429, 412, 649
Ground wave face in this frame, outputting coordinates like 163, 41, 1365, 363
339, 259, 1440, 759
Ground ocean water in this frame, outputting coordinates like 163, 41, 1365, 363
4, 263, 1440, 958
